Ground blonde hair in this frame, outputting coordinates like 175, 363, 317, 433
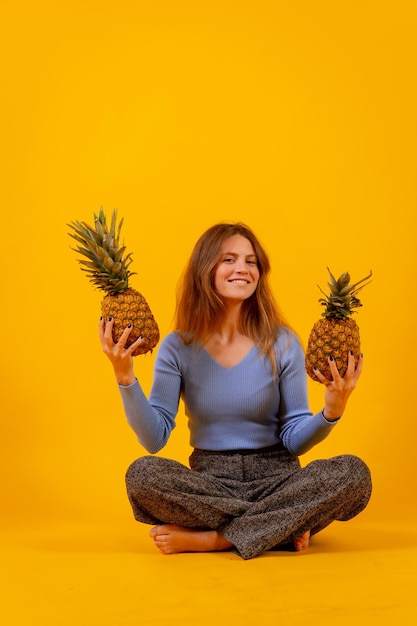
175, 222, 292, 373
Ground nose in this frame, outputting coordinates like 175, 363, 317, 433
235, 259, 248, 273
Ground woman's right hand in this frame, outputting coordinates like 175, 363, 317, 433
99, 317, 144, 386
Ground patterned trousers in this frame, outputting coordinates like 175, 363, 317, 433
125, 444, 372, 560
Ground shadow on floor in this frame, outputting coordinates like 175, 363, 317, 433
6, 518, 417, 556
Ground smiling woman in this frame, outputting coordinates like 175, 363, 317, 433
174, 222, 287, 372
99, 222, 372, 559
213, 234, 260, 303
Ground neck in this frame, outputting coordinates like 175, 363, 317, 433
213, 302, 243, 341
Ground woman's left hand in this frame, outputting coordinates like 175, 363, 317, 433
314, 352, 363, 421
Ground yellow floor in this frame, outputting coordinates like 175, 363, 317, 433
1, 516, 416, 625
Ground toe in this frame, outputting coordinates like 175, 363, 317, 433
294, 530, 310, 551
149, 525, 161, 537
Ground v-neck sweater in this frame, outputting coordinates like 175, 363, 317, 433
118, 329, 337, 455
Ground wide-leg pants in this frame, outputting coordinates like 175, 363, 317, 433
125, 444, 372, 560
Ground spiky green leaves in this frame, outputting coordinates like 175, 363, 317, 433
68, 207, 136, 295
318, 267, 372, 320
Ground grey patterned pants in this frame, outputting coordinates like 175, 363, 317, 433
125, 444, 372, 560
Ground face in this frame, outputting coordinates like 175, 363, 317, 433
213, 234, 260, 303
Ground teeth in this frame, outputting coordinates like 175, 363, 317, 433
230, 280, 248, 284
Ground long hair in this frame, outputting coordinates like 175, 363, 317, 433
175, 222, 293, 373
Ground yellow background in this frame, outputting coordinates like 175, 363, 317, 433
1, 0, 416, 533
2, 3, 417, 625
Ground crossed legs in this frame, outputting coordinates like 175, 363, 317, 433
125, 451, 371, 560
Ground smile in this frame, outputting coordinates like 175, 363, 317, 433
228, 280, 250, 284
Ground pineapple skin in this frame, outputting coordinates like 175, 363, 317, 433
101, 288, 160, 356
305, 317, 360, 382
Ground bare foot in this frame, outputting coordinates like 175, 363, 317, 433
149, 524, 233, 555
293, 530, 311, 552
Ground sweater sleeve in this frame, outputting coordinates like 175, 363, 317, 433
277, 333, 338, 455
117, 333, 182, 454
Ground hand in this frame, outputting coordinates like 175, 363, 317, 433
314, 352, 363, 421
99, 317, 145, 385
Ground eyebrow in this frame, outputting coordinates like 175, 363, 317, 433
221, 252, 258, 258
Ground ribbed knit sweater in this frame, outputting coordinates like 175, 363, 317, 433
118, 329, 338, 455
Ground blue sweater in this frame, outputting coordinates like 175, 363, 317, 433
118, 329, 337, 455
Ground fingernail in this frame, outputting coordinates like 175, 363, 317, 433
329, 355, 334, 361
127, 324, 132, 328
350, 350, 354, 355
139, 335, 144, 339
100, 316, 103, 321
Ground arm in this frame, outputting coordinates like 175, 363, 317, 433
277, 335, 361, 455
99, 318, 181, 453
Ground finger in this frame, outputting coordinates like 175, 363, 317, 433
98, 316, 105, 342
101, 317, 116, 348
327, 356, 341, 382
124, 333, 146, 355
117, 323, 135, 349
103, 316, 115, 335
352, 352, 363, 381
343, 351, 363, 381
344, 350, 357, 377
313, 367, 332, 387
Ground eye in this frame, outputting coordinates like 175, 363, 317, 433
223, 257, 234, 263
247, 259, 257, 265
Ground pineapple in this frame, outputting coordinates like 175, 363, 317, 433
305, 268, 372, 382
68, 208, 159, 356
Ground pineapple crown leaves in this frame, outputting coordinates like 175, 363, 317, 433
318, 267, 372, 319
67, 207, 137, 295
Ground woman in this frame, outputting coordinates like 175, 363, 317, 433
99, 222, 372, 560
